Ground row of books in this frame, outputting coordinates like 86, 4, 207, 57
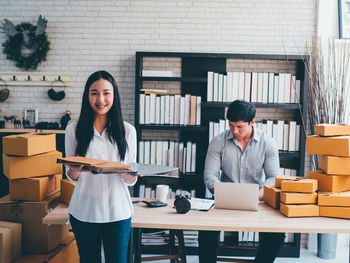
219, 232, 294, 243
137, 184, 196, 199
139, 94, 201, 126
138, 141, 197, 173
141, 230, 199, 247
209, 119, 300, 152
207, 71, 301, 104
280, 167, 298, 177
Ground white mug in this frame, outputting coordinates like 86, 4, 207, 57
156, 184, 169, 203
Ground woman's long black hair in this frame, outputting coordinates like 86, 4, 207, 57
75, 71, 128, 161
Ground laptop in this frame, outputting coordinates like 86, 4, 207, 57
214, 182, 259, 211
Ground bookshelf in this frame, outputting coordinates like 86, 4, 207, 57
134, 51, 308, 258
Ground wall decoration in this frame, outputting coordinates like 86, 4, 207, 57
339, 0, 350, 38
1, 15, 50, 70
24, 109, 38, 128
48, 77, 66, 101
0, 78, 9, 102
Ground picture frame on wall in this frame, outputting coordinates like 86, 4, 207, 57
24, 109, 38, 128
339, 0, 350, 38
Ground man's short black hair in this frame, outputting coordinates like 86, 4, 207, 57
226, 100, 256, 123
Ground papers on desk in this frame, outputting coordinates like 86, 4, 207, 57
130, 163, 179, 177
189, 198, 215, 211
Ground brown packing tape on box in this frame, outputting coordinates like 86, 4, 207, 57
315, 123, 350, 136
306, 135, 350, 156
319, 155, 350, 175
280, 203, 319, 217
263, 185, 280, 209
13, 232, 79, 263
2, 133, 56, 156
9, 174, 62, 201
280, 178, 318, 193
308, 170, 350, 193
0, 192, 69, 254
318, 191, 350, 206
280, 192, 317, 204
319, 206, 350, 219
3, 150, 63, 179
0, 221, 21, 263
60, 179, 77, 205
275, 175, 298, 188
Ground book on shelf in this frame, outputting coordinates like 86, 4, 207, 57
268, 73, 274, 103
141, 88, 168, 95
218, 74, 223, 102
251, 72, 258, 103
244, 72, 251, 103
142, 70, 173, 77
139, 94, 145, 124
273, 74, 279, 103
262, 72, 269, 104
207, 71, 214, 102
213, 73, 219, 102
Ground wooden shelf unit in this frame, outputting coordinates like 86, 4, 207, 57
134, 51, 309, 258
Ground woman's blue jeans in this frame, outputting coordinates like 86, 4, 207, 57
70, 215, 131, 263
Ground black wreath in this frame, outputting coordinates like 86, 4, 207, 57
2, 22, 50, 70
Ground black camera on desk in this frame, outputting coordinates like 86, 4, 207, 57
174, 194, 191, 214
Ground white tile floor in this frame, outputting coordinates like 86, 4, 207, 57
148, 234, 349, 263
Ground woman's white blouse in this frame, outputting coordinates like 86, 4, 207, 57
65, 121, 137, 223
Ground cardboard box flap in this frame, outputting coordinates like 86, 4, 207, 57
315, 123, 350, 136
16, 132, 54, 138
57, 156, 109, 166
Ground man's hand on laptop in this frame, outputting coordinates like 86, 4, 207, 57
259, 188, 264, 200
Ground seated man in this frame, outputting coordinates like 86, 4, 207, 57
199, 100, 285, 263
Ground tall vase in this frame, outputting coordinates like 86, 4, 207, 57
317, 233, 337, 259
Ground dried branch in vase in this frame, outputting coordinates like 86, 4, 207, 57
304, 38, 350, 169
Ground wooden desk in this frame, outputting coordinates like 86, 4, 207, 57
43, 200, 350, 262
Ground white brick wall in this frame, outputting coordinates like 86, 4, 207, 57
0, 0, 316, 125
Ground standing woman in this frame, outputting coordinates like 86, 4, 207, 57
65, 71, 137, 263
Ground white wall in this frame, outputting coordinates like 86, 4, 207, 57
0, 0, 316, 124
317, 0, 339, 38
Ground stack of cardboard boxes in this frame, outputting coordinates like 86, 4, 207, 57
265, 124, 350, 220
265, 175, 319, 217
279, 177, 318, 217
307, 124, 350, 219
0, 133, 72, 262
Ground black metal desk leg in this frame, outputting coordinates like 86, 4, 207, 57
134, 228, 142, 263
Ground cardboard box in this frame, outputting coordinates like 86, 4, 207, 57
308, 170, 350, 192
319, 206, 350, 219
60, 179, 76, 205
13, 232, 79, 263
264, 185, 281, 209
306, 135, 350, 156
275, 175, 298, 188
318, 191, 350, 206
3, 133, 56, 156
3, 151, 62, 179
315, 123, 350, 136
280, 203, 319, 217
0, 193, 69, 254
0, 221, 21, 263
9, 174, 62, 201
280, 192, 317, 204
280, 178, 318, 193
319, 155, 350, 175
